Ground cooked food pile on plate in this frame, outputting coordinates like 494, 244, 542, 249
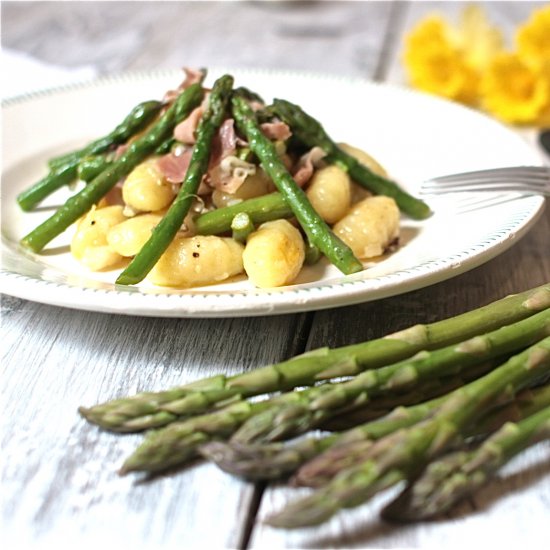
18, 69, 431, 289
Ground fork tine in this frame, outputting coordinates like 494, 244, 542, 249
429, 165, 549, 184
420, 183, 548, 195
421, 165, 550, 196
423, 178, 549, 189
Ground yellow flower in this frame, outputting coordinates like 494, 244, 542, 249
403, 15, 479, 104
454, 4, 504, 71
403, 7, 503, 105
516, 5, 550, 70
481, 52, 550, 125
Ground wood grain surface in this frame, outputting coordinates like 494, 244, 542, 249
2, 2, 549, 549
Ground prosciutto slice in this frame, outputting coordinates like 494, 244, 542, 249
260, 121, 292, 141
163, 67, 206, 102
173, 105, 204, 144
156, 148, 192, 184
292, 146, 327, 187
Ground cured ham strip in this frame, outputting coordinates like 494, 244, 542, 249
156, 149, 192, 184
292, 146, 327, 187
174, 105, 205, 143
260, 121, 292, 141
163, 67, 206, 102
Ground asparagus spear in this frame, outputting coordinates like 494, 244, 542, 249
79, 283, 550, 432
77, 154, 115, 183
199, 383, 550, 482
200, 394, 448, 481
265, 338, 550, 528
77, 136, 181, 183
382, 404, 550, 521
194, 192, 293, 235
231, 94, 363, 276
296, 383, 550, 488
116, 74, 234, 285
230, 309, 550, 444
230, 212, 255, 243
16, 100, 163, 211
21, 83, 204, 253
118, 311, 550, 474
269, 99, 432, 220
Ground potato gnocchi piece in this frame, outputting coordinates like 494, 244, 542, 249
243, 219, 305, 289
338, 142, 388, 177
122, 157, 176, 212
71, 205, 127, 270
147, 235, 244, 287
338, 142, 388, 204
333, 196, 399, 259
211, 168, 274, 208
107, 213, 163, 257
306, 165, 351, 224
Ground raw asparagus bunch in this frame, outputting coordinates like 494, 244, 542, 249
79, 283, 550, 432
382, 404, 550, 521
199, 393, 450, 481
295, 383, 550, 488
268, 99, 432, 220
265, 338, 550, 529
118, 310, 550, 475
222, 310, 550, 445
199, 383, 550, 483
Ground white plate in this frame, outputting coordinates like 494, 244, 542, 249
1, 68, 545, 317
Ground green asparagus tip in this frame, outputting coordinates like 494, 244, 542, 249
115, 273, 139, 286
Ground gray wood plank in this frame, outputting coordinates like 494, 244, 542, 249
1, 301, 310, 549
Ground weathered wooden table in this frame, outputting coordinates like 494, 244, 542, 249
2, 2, 549, 548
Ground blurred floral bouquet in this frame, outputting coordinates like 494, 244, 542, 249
402, 4, 550, 126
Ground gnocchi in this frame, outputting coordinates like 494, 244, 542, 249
338, 142, 388, 204
147, 235, 244, 287
305, 165, 351, 224
338, 143, 388, 178
333, 196, 400, 259
107, 213, 163, 257
70, 205, 127, 270
212, 168, 274, 208
122, 157, 176, 212
243, 219, 305, 288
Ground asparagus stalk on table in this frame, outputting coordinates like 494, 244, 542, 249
20, 83, 204, 253
117, 310, 550, 475
382, 404, 550, 522
268, 98, 432, 220
115, 74, 234, 285
199, 383, 550, 483
200, 393, 450, 482
16, 100, 164, 211
231, 94, 363, 276
295, 383, 550, 488
79, 283, 550, 432
230, 309, 550, 445
265, 338, 550, 529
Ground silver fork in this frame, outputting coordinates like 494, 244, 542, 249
420, 165, 550, 196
